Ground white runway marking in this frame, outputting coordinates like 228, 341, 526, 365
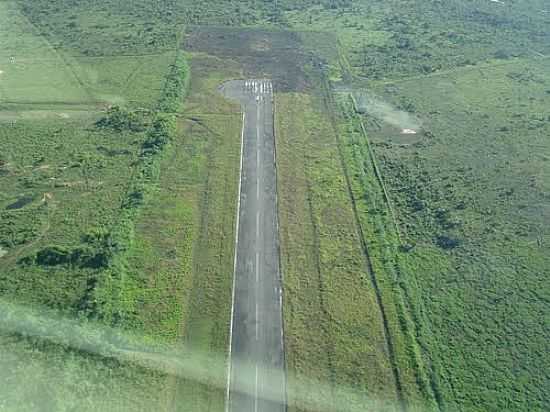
225, 111, 246, 412
254, 365, 259, 412
255, 302, 259, 331
256, 253, 260, 283
256, 212, 261, 244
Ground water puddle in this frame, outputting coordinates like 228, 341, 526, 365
6, 195, 34, 210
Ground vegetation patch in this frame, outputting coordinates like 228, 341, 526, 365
275, 91, 407, 412
352, 55, 550, 411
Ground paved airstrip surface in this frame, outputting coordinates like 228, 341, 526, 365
220, 79, 286, 412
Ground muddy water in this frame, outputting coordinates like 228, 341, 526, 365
5, 195, 34, 210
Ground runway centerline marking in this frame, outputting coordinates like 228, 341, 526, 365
256, 252, 260, 283
256, 211, 260, 240
254, 365, 259, 412
255, 302, 259, 335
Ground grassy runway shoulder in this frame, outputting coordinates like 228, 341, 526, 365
275, 91, 407, 412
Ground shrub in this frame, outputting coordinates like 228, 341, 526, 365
95, 106, 148, 132
156, 54, 189, 113
435, 235, 461, 250
141, 114, 175, 155
36, 246, 72, 266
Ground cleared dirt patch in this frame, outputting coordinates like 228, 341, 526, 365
183, 26, 325, 92
363, 120, 425, 145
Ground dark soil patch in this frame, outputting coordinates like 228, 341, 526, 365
183, 26, 326, 92
6, 195, 35, 210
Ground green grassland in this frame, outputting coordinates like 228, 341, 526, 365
0, 1, 180, 319
275, 3, 549, 411
1, 1, 177, 109
0, 115, 143, 307
1, 0, 245, 407
0, 1, 91, 104
0, 94, 177, 411
0, 77, 183, 412
275, 92, 406, 412
0, 320, 172, 412
125, 53, 243, 410
354, 55, 550, 411
17, 0, 185, 57
1, 2, 188, 410
280, 0, 550, 81
72, 53, 179, 108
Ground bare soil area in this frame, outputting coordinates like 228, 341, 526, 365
183, 26, 324, 92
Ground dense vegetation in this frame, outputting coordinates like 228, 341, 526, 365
358, 58, 550, 411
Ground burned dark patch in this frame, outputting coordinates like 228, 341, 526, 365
184, 26, 326, 92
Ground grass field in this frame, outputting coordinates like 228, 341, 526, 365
281, 0, 550, 81
277, 3, 549, 411
1, 1, 186, 409
275, 92, 404, 412
1, 0, 245, 405
353, 55, 550, 411
16, 0, 184, 57
1, 1, 176, 108
0, 1, 91, 104
125, 53, 243, 410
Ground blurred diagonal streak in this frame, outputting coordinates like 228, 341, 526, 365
0, 298, 400, 411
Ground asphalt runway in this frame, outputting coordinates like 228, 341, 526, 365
220, 79, 286, 412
